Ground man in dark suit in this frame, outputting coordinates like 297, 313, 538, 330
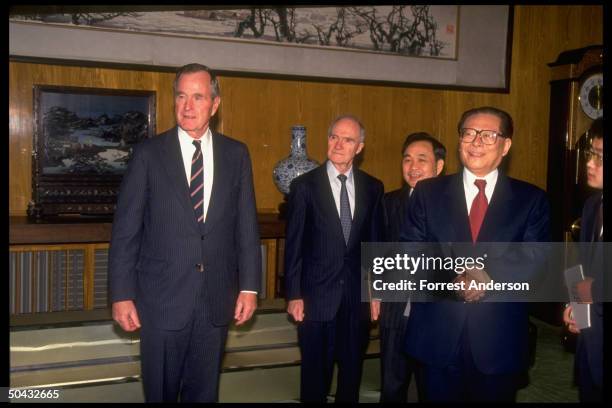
285, 115, 384, 403
374, 132, 445, 402
109, 63, 261, 402
401, 106, 550, 402
563, 117, 603, 402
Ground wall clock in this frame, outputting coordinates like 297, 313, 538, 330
578, 72, 603, 120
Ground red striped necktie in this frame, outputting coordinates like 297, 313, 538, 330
190, 139, 204, 223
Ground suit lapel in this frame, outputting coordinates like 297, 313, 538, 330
445, 173, 472, 242
317, 164, 347, 245
347, 169, 368, 248
158, 129, 198, 227
203, 132, 229, 236
398, 185, 411, 228
582, 196, 598, 242
478, 173, 513, 243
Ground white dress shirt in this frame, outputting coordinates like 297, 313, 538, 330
178, 127, 256, 295
177, 127, 214, 221
326, 160, 356, 219
463, 167, 499, 214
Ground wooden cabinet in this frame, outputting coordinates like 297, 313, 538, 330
9, 215, 286, 323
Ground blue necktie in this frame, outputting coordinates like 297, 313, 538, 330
338, 174, 351, 245
190, 140, 204, 223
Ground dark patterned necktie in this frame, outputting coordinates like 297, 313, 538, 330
469, 179, 488, 243
338, 174, 351, 245
190, 140, 204, 223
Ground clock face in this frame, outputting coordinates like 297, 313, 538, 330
578, 73, 603, 119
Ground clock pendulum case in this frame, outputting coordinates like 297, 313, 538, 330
546, 45, 603, 242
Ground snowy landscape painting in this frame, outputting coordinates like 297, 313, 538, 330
34, 86, 155, 175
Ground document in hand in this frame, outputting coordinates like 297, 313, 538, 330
564, 264, 591, 330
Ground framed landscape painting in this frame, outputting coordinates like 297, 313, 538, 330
30, 85, 155, 217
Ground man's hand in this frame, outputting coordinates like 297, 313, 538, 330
563, 305, 580, 334
234, 292, 257, 326
573, 277, 594, 304
454, 272, 486, 302
112, 300, 141, 332
466, 267, 490, 302
287, 299, 305, 322
370, 299, 381, 322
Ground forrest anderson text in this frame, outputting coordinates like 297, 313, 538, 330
372, 279, 530, 291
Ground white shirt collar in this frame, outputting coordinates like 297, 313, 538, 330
463, 167, 498, 187
462, 167, 498, 206
326, 160, 354, 183
326, 160, 356, 219
177, 126, 212, 146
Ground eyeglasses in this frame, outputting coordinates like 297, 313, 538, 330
584, 148, 603, 166
459, 128, 503, 145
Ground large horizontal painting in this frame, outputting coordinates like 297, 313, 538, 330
13, 6, 458, 59
10, 5, 511, 90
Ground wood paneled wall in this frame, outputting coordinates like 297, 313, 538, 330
9, 6, 602, 216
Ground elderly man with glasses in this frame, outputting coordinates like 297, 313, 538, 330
400, 106, 550, 402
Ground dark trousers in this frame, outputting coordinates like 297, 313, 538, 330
379, 322, 423, 402
297, 295, 370, 403
139, 304, 229, 402
421, 326, 519, 402
576, 342, 603, 402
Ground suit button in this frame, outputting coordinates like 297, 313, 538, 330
201, 235, 204, 240
195, 263, 204, 272
339, 279, 344, 285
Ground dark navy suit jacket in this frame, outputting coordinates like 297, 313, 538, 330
401, 171, 550, 375
284, 163, 385, 321
577, 192, 603, 387
381, 186, 412, 329
109, 127, 261, 330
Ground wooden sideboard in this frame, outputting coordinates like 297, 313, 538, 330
9, 214, 286, 322
9, 214, 285, 243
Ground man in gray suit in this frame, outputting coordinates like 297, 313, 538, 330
109, 63, 261, 402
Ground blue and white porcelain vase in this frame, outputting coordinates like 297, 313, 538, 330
273, 125, 319, 195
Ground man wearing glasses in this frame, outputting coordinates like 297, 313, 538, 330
401, 106, 550, 402
563, 118, 603, 402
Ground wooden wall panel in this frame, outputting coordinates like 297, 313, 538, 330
9, 5, 602, 216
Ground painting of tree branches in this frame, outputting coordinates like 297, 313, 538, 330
12, 6, 458, 59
